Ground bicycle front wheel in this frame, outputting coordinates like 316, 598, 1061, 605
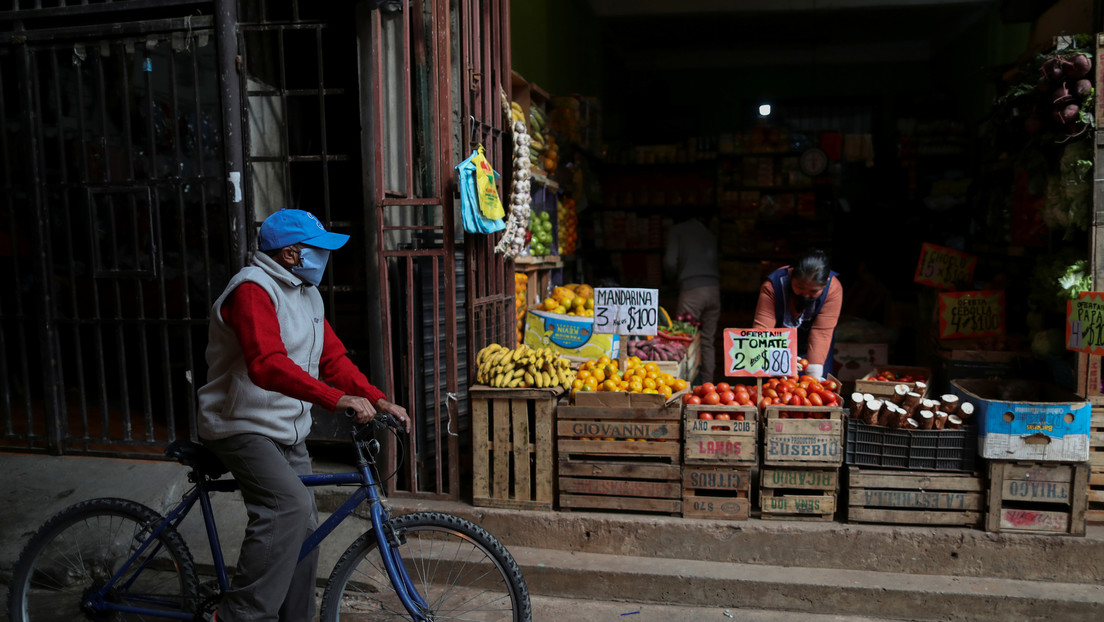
320, 511, 531, 621
7, 497, 199, 622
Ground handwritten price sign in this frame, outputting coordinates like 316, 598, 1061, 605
1066, 291, 1104, 355
723, 328, 797, 377
592, 288, 659, 336
914, 243, 977, 290
938, 290, 1005, 339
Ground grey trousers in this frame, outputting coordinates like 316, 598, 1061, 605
677, 285, 721, 384
204, 434, 319, 622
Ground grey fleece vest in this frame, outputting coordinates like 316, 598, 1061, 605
197, 253, 324, 445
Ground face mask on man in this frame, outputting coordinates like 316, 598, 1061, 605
291, 246, 331, 286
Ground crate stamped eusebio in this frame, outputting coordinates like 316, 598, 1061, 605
683, 404, 758, 465
986, 461, 1089, 536
557, 391, 682, 515
759, 466, 838, 521
846, 467, 983, 527
682, 465, 751, 520
762, 404, 845, 467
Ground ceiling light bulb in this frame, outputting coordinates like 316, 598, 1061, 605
759, 104, 772, 117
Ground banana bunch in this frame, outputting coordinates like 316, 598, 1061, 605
476, 343, 576, 389
510, 101, 526, 124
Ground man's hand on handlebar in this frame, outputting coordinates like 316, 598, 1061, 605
337, 395, 411, 434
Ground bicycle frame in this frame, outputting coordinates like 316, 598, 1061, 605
84, 433, 431, 621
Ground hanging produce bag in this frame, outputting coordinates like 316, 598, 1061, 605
456, 146, 505, 234
470, 145, 506, 220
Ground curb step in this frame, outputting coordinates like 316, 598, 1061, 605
509, 545, 1104, 622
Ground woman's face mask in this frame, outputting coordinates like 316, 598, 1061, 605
790, 276, 825, 311
291, 246, 331, 286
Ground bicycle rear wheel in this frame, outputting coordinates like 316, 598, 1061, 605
7, 497, 199, 622
320, 511, 531, 621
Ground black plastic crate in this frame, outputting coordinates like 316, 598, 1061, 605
844, 419, 976, 473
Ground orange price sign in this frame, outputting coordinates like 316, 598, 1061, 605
1067, 291, 1104, 355
938, 290, 1005, 339
914, 243, 976, 290
723, 328, 797, 377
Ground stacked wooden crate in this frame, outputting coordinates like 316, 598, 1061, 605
760, 404, 844, 521
1090, 406, 1104, 524
556, 391, 683, 515
681, 403, 757, 520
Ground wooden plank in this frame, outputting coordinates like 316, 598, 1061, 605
471, 393, 490, 500
760, 491, 837, 518
558, 459, 681, 481
558, 439, 680, 458
683, 466, 752, 492
513, 398, 532, 503
559, 404, 681, 420
492, 397, 511, 500
558, 493, 681, 514
534, 394, 555, 505
847, 470, 984, 493
682, 494, 750, 520
472, 496, 553, 511
848, 488, 983, 511
995, 508, 1073, 534
986, 461, 1088, 535
684, 434, 757, 464
558, 476, 682, 499
847, 507, 981, 526
760, 467, 839, 491
558, 419, 680, 440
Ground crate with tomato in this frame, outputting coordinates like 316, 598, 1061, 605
682, 382, 758, 465
760, 375, 847, 468
854, 366, 931, 400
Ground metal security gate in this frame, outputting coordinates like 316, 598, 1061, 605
0, 13, 231, 456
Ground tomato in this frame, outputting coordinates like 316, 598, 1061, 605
764, 388, 779, 399
702, 391, 721, 406
809, 392, 824, 406
719, 390, 736, 405
759, 397, 772, 410
686, 395, 702, 405
789, 394, 803, 406
698, 412, 713, 420
822, 379, 839, 392
700, 382, 716, 395
715, 413, 731, 420
682, 393, 696, 404
737, 394, 753, 406
734, 413, 745, 421
715, 382, 732, 394
793, 387, 808, 399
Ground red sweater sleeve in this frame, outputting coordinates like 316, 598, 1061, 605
319, 319, 387, 405
751, 280, 777, 329
221, 283, 384, 412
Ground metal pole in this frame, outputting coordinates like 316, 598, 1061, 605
216, 0, 248, 268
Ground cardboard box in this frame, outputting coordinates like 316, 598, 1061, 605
832, 343, 888, 382
524, 309, 619, 362
951, 378, 1091, 462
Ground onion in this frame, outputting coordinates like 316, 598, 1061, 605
1067, 54, 1091, 79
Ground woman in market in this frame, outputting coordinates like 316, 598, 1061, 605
752, 249, 843, 380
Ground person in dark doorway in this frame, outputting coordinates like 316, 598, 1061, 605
663, 209, 721, 383
197, 208, 410, 622
752, 249, 843, 380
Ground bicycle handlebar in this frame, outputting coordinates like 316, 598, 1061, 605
344, 407, 403, 434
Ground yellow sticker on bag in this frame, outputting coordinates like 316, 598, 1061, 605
471, 145, 505, 221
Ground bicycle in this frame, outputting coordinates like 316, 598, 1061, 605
7, 412, 532, 621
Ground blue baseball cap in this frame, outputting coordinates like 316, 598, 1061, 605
258, 209, 350, 251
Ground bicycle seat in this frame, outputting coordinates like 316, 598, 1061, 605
164, 440, 230, 478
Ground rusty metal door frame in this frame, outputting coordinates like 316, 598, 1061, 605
461, 0, 514, 392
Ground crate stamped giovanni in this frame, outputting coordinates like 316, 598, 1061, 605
557, 390, 683, 515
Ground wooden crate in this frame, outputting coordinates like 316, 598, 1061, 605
1088, 468, 1104, 525
682, 465, 751, 520
845, 467, 984, 527
470, 386, 558, 511
684, 404, 758, 465
762, 405, 845, 467
556, 398, 682, 515
986, 461, 1089, 536
759, 466, 839, 521
1091, 407, 1104, 469
853, 365, 932, 399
